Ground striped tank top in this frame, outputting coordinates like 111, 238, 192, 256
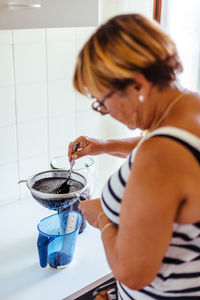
101, 126, 200, 299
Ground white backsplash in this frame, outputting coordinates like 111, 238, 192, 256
0, 26, 98, 205
0, 0, 153, 206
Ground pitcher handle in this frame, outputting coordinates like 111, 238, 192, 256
37, 234, 54, 268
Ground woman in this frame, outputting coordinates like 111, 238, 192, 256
69, 14, 200, 299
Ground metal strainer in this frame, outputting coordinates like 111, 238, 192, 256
18, 169, 87, 211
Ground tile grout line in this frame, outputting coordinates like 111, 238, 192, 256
75, 28, 78, 139
44, 29, 50, 168
11, 30, 21, 201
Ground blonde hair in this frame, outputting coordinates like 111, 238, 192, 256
73, 14, 183, 96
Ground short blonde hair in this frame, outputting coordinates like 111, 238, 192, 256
73, 14, 183, 96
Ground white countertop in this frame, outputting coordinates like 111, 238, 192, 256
0, 198, 112, 300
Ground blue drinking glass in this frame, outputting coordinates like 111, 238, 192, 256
37, 211, 82, 268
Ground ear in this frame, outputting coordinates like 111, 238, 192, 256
132, 73, 152, 100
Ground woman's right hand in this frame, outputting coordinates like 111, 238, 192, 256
68, 136, 107, 162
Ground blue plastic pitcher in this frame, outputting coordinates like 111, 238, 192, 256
37, 211, 82, 268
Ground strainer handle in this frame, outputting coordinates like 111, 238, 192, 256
18, 179, 27, 184
75, 194, 81, 202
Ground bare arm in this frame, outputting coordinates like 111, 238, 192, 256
68, 136, 141, 161
80, 137, 185, 290
104, 137, 141, 158
98, 138, 186, 289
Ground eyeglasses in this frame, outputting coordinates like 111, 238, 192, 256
91, 90, 115, 115
91, 79, 135, 114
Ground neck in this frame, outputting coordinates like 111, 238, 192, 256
145, 85, 184, 132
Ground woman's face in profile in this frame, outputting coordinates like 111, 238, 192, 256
98, 85, 142, 130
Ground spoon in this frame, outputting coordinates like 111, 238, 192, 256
56, 142, 80, 194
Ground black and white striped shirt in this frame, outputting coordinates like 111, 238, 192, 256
101, 127, 200, 299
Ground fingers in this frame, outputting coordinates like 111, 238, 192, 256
68, 136, 88, 162
95, 291, 109, 299
95, 287, 115, 299
68, 136, 106, 162
78, 199, 89, 212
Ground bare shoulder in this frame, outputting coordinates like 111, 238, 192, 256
181, 90, 200, 111
134, 134, 191, 175
131, 134, 199, 199
128, 136, 187, 201
182, 89, 200, 100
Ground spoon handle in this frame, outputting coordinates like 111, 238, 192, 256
71, 143, 80, 165
56, 142, 80, 194
72, 142, 80, 155
69, 142, 80, 176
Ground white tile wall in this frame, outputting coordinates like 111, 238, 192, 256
13, 29, 45, 44
49, 114, 76, 159
0, 45, 14, 86
19, 155, 49, 198
17, 119, 48, 160
76, 92, 93, 112
0, 25, 98, 205
0, 125, 18, 165
14, 43, 46, 84
46, 27, 76, 42
16, 82, 47, 122
0, 162, 19, 205
47, 41, 76, 81
76, 110, 101, 139
0, 30, 12, 44
48, 78, 76, 116
76, 27, 96, 43
0, 0, 153, 206
0, 86, 15, 126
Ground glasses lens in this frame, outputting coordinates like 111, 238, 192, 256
91, 90, 115, 114
92, 101, 100, 111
